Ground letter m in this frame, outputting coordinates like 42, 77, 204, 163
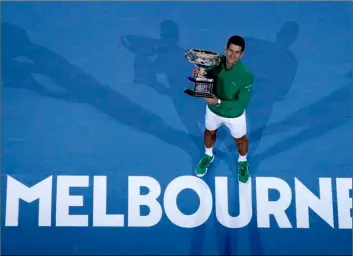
5, 175, 53, 226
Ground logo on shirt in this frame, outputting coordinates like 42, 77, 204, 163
245, 84, 252, 91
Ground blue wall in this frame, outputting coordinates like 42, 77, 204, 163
1, 1, 352, 255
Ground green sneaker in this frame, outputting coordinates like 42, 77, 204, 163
195, 154, 214, 177
238, 161, 250, 183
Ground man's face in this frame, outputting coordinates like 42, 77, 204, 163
225, 44, 243, 66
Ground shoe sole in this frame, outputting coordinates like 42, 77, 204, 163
195, 156, 214, 178
238, 163, 250, 183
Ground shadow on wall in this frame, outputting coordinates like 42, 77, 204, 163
120, 20, 206, 166
1, 21, 203, 167
249, 69, 352, 167
189, 21, 350, 255
2, 20, 305, 173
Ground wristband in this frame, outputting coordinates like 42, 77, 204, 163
217, 99, 221, 107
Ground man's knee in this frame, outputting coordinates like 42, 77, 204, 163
205, 128, 217, 136
234, 134, 248, 144
204, 129, 217, 140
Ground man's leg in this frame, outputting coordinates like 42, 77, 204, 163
195, 106, 222, 177
234, 135, 249, 160
226, 111, 250, 183
233, 135, 250, 183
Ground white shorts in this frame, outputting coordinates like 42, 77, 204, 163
205, 106, 247, 139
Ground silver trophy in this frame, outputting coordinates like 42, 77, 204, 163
184, 49, 223, 98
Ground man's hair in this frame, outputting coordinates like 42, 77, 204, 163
227, 35, 246, 52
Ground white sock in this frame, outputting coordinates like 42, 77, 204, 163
205, 146, 213, 157
238, 154, 247, 162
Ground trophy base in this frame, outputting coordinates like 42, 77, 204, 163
184, 76, 216, 98
184, 89, 215, 98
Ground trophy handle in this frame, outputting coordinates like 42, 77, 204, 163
184, 89, 195, 96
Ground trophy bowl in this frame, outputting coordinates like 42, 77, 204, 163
184, 49, 223, 98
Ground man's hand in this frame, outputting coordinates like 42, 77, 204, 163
192, 67, 206, 77
203, 97, 219, 105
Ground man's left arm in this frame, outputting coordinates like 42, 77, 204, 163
205, 80, 253, 110
220, 73, 253, 110
219, 81, 253, 110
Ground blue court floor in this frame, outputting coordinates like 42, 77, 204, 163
1, 1, 352, 255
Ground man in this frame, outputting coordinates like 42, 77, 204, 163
193, 35, 253, 183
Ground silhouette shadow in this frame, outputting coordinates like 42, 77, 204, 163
1, 22, 73, 100
120, 20, 232, 168
1, 21, 202, 165
250, 69, 351, 167
207, 24, 352, 256
215, 21, 300, 170
206, 22, 299, 255
246, 22, 299, 141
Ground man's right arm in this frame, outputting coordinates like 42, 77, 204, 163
192, 55, 223, 78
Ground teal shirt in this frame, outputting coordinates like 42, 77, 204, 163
207, 57, 253, 118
